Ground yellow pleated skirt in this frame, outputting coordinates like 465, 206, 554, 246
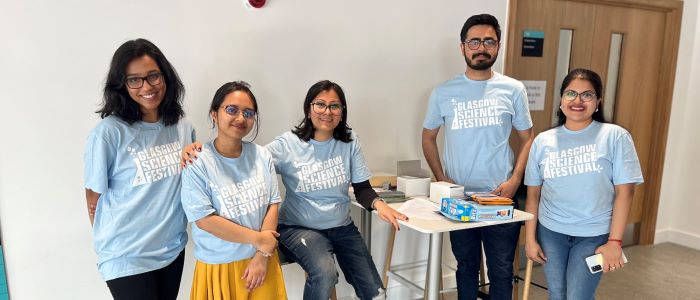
190, 254, 288, 300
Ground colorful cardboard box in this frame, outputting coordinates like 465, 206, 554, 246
440, 198, 514, 222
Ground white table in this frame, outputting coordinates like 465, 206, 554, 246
353, 199, 533, 300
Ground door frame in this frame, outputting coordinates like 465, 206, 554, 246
504, 0, 683, 245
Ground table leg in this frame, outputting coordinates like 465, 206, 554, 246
425, 232, 443, 300
522, 259, 533, 300
362, 209, 372, 251
382, 227, 397, 288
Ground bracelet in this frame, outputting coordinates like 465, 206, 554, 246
608, 238, 623, 245
256, 249, 272, 257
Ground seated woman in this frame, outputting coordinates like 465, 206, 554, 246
182, 80, 407, 300
181, 81, 287, 300
524, 69, 644, 300
267, 80, 407, 300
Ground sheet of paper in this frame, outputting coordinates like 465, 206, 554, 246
397, 197, 442, 220
522, 80, 546, 111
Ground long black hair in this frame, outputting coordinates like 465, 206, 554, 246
556, 68, 607, 127
98, 38, 185, 126
292, 80, 353, 143
209, 81, 260, 142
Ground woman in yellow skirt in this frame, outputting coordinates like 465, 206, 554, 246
181, 81, 287, 300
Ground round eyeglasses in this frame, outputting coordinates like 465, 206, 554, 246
562, 90, 597, 102
125, 72, 163, 89
463, 39, 499, 50
221, 105, 257, 120
311, 101, 344, 115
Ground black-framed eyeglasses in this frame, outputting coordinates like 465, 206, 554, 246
221, 104, 257, 120
311, 101, 344, 115
562, 90, 597, 102
125, 72, 163, 89
463, 39, 499, 50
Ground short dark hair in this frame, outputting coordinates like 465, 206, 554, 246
556, 68, 607, 126
292, 80, 353, 143
98, 38, 185, 126
460, 14, 501, 42
209, 81, 260, 142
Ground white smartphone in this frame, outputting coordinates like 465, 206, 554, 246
585, 250, 628, 274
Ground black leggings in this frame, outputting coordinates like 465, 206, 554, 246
106, 250, 185, 300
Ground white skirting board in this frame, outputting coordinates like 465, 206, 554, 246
655, 228, 700, 251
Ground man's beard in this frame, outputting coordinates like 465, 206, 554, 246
465, 52, 497, 70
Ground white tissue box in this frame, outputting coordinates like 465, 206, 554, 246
429, 182, 464, 204
397, 176, 430, 197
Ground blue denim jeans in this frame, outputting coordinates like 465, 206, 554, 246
537, 223, 608, 300
278, 222, 384, 300
450, 222, 521, 300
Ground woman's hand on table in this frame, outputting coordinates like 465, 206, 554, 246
374, 199, 408, 231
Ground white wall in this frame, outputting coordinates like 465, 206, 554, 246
655, 0, 700, 250
0, 1, 508, 299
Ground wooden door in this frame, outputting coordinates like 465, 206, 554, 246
505, 0, 683, 244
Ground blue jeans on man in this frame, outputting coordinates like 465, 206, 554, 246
278, 222, 385, 300
450, 222, 521, 300
537, 223, 607, 300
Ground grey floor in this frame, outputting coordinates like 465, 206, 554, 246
473, 242, 700, 300
406, 242, 700, 300
517, 242, 700, 300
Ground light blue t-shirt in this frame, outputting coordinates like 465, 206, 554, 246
524, 121, 644, 236
423, 72, 533, 191
266, 131, 372, 230
84, 116, 195, 281
180, 141, 281, 264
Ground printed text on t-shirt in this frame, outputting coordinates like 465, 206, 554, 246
543, 144, 602, 179
295, 156, 347, 192
130, 141, 182, 186
450, 98, 506, 130
212, 173, 267, 219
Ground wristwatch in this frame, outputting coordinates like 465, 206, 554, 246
371, 197, 385, 209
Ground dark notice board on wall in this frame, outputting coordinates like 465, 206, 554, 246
522, 30, 544, 57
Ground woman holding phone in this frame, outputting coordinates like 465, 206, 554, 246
524, 68, 643, 300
